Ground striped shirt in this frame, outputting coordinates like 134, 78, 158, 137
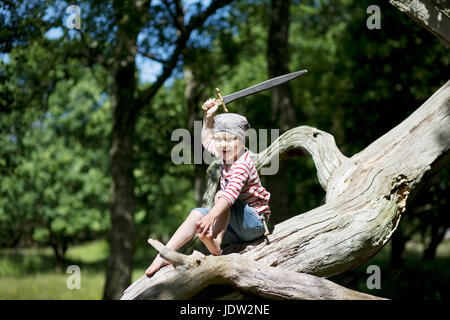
203, 139, 271, 216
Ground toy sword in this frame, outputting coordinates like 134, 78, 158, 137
202, 69, 307, 112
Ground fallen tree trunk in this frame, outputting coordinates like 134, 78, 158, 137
122, 80, 449, 300
235, 80, 449, 278
122, 239, 385, 300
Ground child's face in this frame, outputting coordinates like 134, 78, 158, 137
213, 132, 244, 164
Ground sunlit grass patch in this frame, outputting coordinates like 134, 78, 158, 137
0, 271, 105, 300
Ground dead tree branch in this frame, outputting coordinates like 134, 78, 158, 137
122, 239, 386, 300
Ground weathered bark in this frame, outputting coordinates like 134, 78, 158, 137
122, 239, 386, 300
235, 80, 449, 278
122, 79, 449, 300
389, 0, 450, 46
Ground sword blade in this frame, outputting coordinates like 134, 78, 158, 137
222, 69, 307, 104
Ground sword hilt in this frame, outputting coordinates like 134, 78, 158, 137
200, 88, 228, 112
215, 88, 228, 113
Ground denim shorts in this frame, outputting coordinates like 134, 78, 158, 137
193, 198, 267, 244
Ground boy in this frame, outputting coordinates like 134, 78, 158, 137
146, 98, 271, 277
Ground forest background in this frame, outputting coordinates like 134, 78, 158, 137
0, 0, 448, 300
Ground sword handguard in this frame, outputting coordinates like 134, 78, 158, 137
215, 88, 228, 113
200, 88, 229, 112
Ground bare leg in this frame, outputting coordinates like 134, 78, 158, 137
146, 209, 203, 276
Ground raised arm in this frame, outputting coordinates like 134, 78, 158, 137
201, 98, 219, 144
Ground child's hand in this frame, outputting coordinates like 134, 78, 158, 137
196, 213, 216, 236
202, 98, 219, 118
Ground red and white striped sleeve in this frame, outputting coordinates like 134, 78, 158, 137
203, 139, 219, 157
218, 163, 250, 205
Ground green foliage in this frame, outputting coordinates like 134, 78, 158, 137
0, 53, 111, 257
333, 0, 449, 154
133, 79, 198, 243
1, 0, 449, 299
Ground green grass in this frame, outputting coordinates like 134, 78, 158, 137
0, 239, 156, 299
0, 271, 105, 300
0, 240, 105, 299
0, 237, 449, 299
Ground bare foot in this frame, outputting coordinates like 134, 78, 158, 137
197, 232, 222, 256
145, 254, 170, 277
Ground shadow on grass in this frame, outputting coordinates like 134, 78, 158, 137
0, 250, 109, 276
0, 240, 111, 276
0, 237, 204, 276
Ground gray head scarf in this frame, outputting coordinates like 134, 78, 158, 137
213, 113, 251, 142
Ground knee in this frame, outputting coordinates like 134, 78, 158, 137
189, 209, 204, 220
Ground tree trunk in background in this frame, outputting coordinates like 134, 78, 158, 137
423, 206, 449, 261
184, 67, 206, 206
104, 125, 136, 300
266, 0, 295, 221
390, 226, 407, 271
422, 223, 446, 261
102, 0, 234, 299
267, 0, 295, 131
103, 5, 140, 300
